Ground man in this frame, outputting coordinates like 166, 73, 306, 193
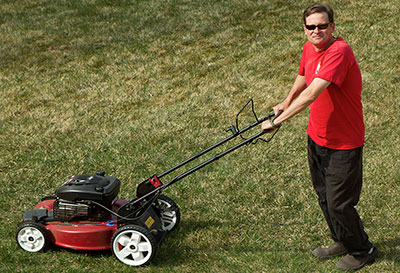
261, 3, 378, 270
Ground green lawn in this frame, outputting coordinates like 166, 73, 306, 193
1, 0, 399, 272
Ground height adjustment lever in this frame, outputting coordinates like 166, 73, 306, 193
226, 125, 238, 136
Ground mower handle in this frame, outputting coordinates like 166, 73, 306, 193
126, 100, 283, 206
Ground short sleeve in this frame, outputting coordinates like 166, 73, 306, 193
316, 50, 353, 87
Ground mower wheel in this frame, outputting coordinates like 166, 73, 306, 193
16, 222, 51, 252
156, 195, 181, 232
111, 225, 157, 266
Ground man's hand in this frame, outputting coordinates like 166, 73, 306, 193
261, 101, 287, 132
261, 119, 274, 131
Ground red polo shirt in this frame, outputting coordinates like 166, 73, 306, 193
298, 37, 365, 150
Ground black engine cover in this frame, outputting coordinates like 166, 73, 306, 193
56, 174, 120, 207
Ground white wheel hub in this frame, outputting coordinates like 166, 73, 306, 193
17, 226, 46, 252
113, 230, 153, 266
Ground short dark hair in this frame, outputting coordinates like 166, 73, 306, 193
303, 3, 334, 24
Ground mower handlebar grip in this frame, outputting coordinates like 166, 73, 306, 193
274, 110, 284, 120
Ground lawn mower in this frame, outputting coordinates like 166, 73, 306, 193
16, 99, 281, 266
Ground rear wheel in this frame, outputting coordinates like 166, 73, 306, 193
111, 225, 157, 266
156, 195, 181, 232
16, 222, 50, 252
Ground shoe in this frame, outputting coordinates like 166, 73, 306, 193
312, 242, 347, 259
335, 246, 379, 270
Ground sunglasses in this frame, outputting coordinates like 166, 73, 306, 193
305, 23, 331, 31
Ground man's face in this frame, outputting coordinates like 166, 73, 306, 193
304, 12, 335, 50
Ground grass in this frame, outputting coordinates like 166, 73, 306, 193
1, 0, 399, 272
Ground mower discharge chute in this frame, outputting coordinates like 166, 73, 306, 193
16, 100, 281, 266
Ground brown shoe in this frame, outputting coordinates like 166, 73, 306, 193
312, 242, 347, 259
335, 246, 378, 270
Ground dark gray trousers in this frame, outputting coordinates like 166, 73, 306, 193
307, 136, 372, 256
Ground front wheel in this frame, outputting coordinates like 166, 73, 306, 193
16, 222, 51, 252
111, 225, 157, 266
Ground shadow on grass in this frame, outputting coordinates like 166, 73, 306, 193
376, 237, 400, 262
152, 218, 224, 266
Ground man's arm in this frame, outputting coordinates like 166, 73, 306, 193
273, 75, 308, 113
262, 77, 331, 130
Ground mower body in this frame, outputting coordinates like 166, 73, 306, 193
17, 173, 176, 263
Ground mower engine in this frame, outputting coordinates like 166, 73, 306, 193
56, 173, 121, 207
22, 172, 121, 223
52, 199, 108, 221
53, 173, 120, 220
